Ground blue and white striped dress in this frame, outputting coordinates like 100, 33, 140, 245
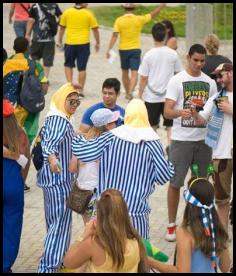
72, 132, 175, 239
37, 115, 75, 273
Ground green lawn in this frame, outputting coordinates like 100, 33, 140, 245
90, 4, 233, 40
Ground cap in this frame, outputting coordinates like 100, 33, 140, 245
3, 99, 14, 117
122, 3, 136, 8
211, 63, 233, 75
90, 108, 120, 128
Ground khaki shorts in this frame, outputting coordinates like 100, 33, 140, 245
212, 159, 233, 205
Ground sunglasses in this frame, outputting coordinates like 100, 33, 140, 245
67, 99, 81, 106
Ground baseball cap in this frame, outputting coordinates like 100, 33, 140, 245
3, 99, 14, 117
211, 63, 233, 75
90, 108, 120, 128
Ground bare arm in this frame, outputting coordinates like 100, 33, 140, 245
9, 3, 15, 24
167, 37, 178, 50
69, 154, 80, 173
106, 32, 119, 59
150, 3, 166, 19
218, 248, 231, 273
25, 17, 35, 41
138, 75, 148, 98
92, 27, 100, 53
3, 146, 19, 160
57, 25, 66, 46
164, 98, 192, 119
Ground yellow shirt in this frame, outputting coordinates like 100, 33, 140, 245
114, 13, 151, 50
86, 238, 140, 273
59, 8, 99, 45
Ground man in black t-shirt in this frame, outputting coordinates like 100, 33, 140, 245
25, 3, 62, 79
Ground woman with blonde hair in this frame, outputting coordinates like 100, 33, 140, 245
69, 108, 120, 223
63, 188, 149, 272
3, 99, 29, 273
202, 33, 232, 90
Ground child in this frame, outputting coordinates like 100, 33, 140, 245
148, 177, 231, 273
63, 188, 149, 272
69, 108, 120, 223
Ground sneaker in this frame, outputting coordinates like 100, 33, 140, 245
24, 183, 30, 192
165, 223, 176, 242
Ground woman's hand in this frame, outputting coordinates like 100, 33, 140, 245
48, 155, 61, 173
81, 219, 97, 240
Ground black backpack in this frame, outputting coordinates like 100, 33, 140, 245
19, 60, 45, 113
39, 4, 58, 36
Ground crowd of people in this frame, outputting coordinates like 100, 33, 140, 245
3, 3, 233, 273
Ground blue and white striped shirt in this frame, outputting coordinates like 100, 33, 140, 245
72, 132, 175, 215
37, 115, 75, 187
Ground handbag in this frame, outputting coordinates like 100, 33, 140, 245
31, 128, 43, 171
66, 179, 94, 214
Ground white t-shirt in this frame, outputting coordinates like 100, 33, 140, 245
199, 91, 233, 159
77, 161, 99, 190
138, 46, 182, 103
165, 70, 217, 141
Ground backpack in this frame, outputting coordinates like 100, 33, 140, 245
19, 60, 45, 113
39, 4, 58, 36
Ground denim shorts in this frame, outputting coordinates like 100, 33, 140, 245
64, 43, 90, 71
13, 21, 27, 37
119, 49, 141, 70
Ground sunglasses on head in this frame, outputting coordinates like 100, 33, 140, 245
67, 99, 81, 106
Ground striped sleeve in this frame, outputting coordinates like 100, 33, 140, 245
145, 140, 175, 185
72, 132, 114, 162
42, 116, 69, 159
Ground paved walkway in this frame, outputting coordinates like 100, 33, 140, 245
3, 4, 233, 273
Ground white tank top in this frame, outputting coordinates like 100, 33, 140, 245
77, 161, 99, 190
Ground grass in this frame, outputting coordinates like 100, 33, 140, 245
90, 4, 233, 40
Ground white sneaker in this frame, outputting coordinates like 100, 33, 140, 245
165, 223, 176, 242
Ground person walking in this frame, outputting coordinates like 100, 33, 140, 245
191, 63, 233, 231
3, 99, 29, 273
72, 99, 175, 240
25, 3, 62, 79
9, 3, 31, 38
63, 189, 149, 273
106, 3, 166, 100
58, 3, 100, 96
148, 177, 231, 273
164, 44, 218, 242
202, 34, 232, 91
138, 22, 182, 148
36, 83, 81, 273
79, 78, 125, 133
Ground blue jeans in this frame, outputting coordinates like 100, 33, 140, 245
13, 21, 27, 37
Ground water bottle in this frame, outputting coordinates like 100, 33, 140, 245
191, 163, 199, 177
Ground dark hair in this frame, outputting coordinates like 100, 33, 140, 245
102, 78, 121, 94
13, 37, 29, 53
181, 177, 228, 257
162, 20, 176, 39
188, 44, 207, 57
151, 23, 167, 42
3, 48, 8, 62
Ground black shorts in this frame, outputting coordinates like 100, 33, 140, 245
119, 49, 141, 70
30, 41, 55, 67
145, 102, 173, 127
64, 43, 90, 71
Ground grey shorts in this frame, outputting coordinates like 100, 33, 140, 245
169, 140, 212, 188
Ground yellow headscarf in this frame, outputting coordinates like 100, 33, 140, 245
124, 99, 151, 128
50, 83, 79, 117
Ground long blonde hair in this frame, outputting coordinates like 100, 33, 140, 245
95, 189, 149, 272
3, 115, 21, 155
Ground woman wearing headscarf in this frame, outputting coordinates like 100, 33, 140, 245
37, 83, 81, 273
72, 99, 175, 240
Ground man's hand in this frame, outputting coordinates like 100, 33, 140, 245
180, 108, 192, 118
95, 43, 100, 53
218, 101, 233, 114
48, 155, 61, 173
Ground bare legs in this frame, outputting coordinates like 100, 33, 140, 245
65, 67, 86, 94
167, 185, 180, 224
122, 69, 138, 99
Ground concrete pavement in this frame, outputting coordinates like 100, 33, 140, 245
3, 3, 233, 273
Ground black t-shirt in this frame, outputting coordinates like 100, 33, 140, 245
29, 3, 62, 41
202, 55, 232, 91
